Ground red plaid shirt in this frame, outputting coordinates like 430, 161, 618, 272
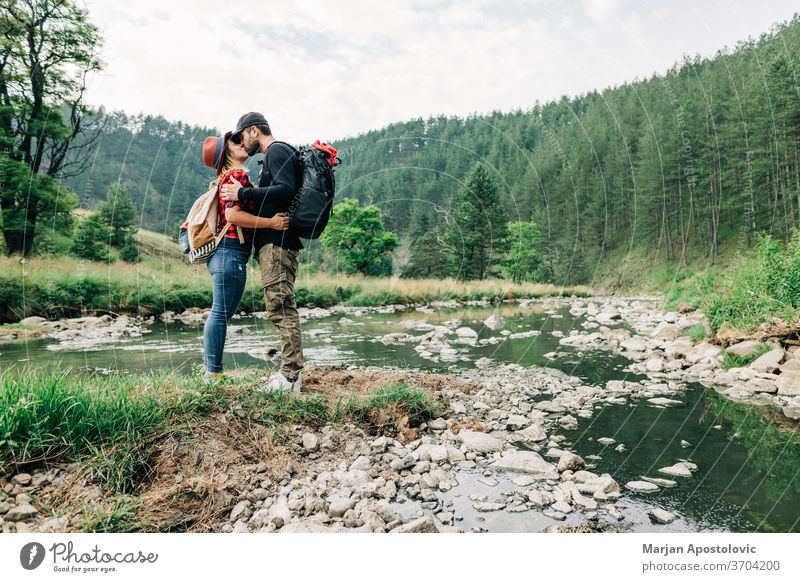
216, 169, 255, 241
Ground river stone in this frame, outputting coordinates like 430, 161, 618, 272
652, 323, 680, 340
328, 495, 357, 518
597, 437, 616, 446
581, 475, 620, 496
557, 415, 578, 430
428, 445, 449, 464
5, 504, 38, 522
779, 359, 800, 372
535, 401, 566, 413
473, 502, 506, 512
667, 336, 694, 359
550, 500, 573, 513
455, 327, 478, 339
475, 357, 493, 369
491, 451, 559, 479
750, 349, 785, 373
514, 423, 547, 443
687, 342, 722, 362
783, 405, 800, 420
658, 462, 696, 478
349, 456, 372, 471
557, 451, 586, 472
649, 508, 676, 524
620, 336, 646, 351
544, 510, 567, 521
229, 501, 252, 522
645, 358, 664, 373
391, 455, 417, 471
427, 417, 448, 431
446, 446, 466, 463
680, 440, 692, 448
776, 371, 800, 396
505, 415, 530, 431
392, 514, 441, 533
19, 316, 46, 325
625, 480, 660, 493
647, 397, 683, 407
726, 340, 763, 358
484, 314, 505, 330
302, 433, 319, 451
641, 476, 678, 488
458, 430, 504, 453
12, 473, 32, 486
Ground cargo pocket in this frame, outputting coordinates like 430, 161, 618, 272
264, 279, 290, 313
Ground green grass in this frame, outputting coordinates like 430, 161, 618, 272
0, 369, 217, 492
343, 383, 442, 427
720, 343, 771, 370
686, 323, 708, 344
80, 495, 149, 533
0, 368, 441, 497
0, 232, 591, 322
705, 231, 800, 332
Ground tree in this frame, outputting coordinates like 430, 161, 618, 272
402, 229, 452, 279
444, 164, 508, 280
98, 182, 138, 247
0, 156, 77, 253
119, 233, 141, 263
321, 198, 399, 275
1, 0, 103, 255
501, 221, 550, 283
72, 214, 110, 262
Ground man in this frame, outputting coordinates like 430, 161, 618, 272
220, 112, 304, 393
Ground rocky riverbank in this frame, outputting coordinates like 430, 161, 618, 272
3, 295, 798, 533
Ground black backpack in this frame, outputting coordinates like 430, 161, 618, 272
284, 143, 340, 239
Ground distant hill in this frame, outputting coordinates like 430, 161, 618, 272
66, 14, 800, 286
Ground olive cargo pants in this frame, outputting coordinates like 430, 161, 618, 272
258, 243, 303, 378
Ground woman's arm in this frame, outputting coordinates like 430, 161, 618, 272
226, 207, 290, 230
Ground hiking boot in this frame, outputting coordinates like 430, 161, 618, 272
289, 373, 302, 394
260, 372, 294, 393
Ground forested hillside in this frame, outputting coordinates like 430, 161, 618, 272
67, 15, 800, 285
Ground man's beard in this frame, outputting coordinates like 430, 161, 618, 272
247, 140, 261, 156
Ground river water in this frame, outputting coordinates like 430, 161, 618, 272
1, 301, 798, 532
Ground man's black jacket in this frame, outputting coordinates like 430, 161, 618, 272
238, 141, 303, 252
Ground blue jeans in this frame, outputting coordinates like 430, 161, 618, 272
203, 238, 251, 373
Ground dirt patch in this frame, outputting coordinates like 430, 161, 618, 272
713, 320, 800, 347
300, 363, 477, 399
137, 414, 289, 532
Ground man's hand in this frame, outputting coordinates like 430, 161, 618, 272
220, 178, 242, 202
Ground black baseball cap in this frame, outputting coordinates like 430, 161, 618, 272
231, 112, 270, 140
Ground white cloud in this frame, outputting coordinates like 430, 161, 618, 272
83, 0, 800, 144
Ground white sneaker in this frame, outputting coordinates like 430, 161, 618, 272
260, 372, 293, 393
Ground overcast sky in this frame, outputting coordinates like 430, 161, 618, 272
83, 0, 799, 144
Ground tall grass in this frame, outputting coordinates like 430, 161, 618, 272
0, 369, 215, 491
706, 231, 800, 331
0, 246, 591, 323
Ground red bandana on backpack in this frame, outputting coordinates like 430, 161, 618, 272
311, 140, 338, 166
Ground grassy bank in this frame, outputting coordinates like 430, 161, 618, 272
593, 231, 800, 337
0, 368, 441, 497
0, 229, 591, 323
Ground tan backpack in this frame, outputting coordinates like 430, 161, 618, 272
180, 182, 244, 264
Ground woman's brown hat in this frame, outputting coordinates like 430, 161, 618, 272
202, 130, 233, 175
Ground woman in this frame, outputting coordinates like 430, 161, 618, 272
201, 131, 290, 378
